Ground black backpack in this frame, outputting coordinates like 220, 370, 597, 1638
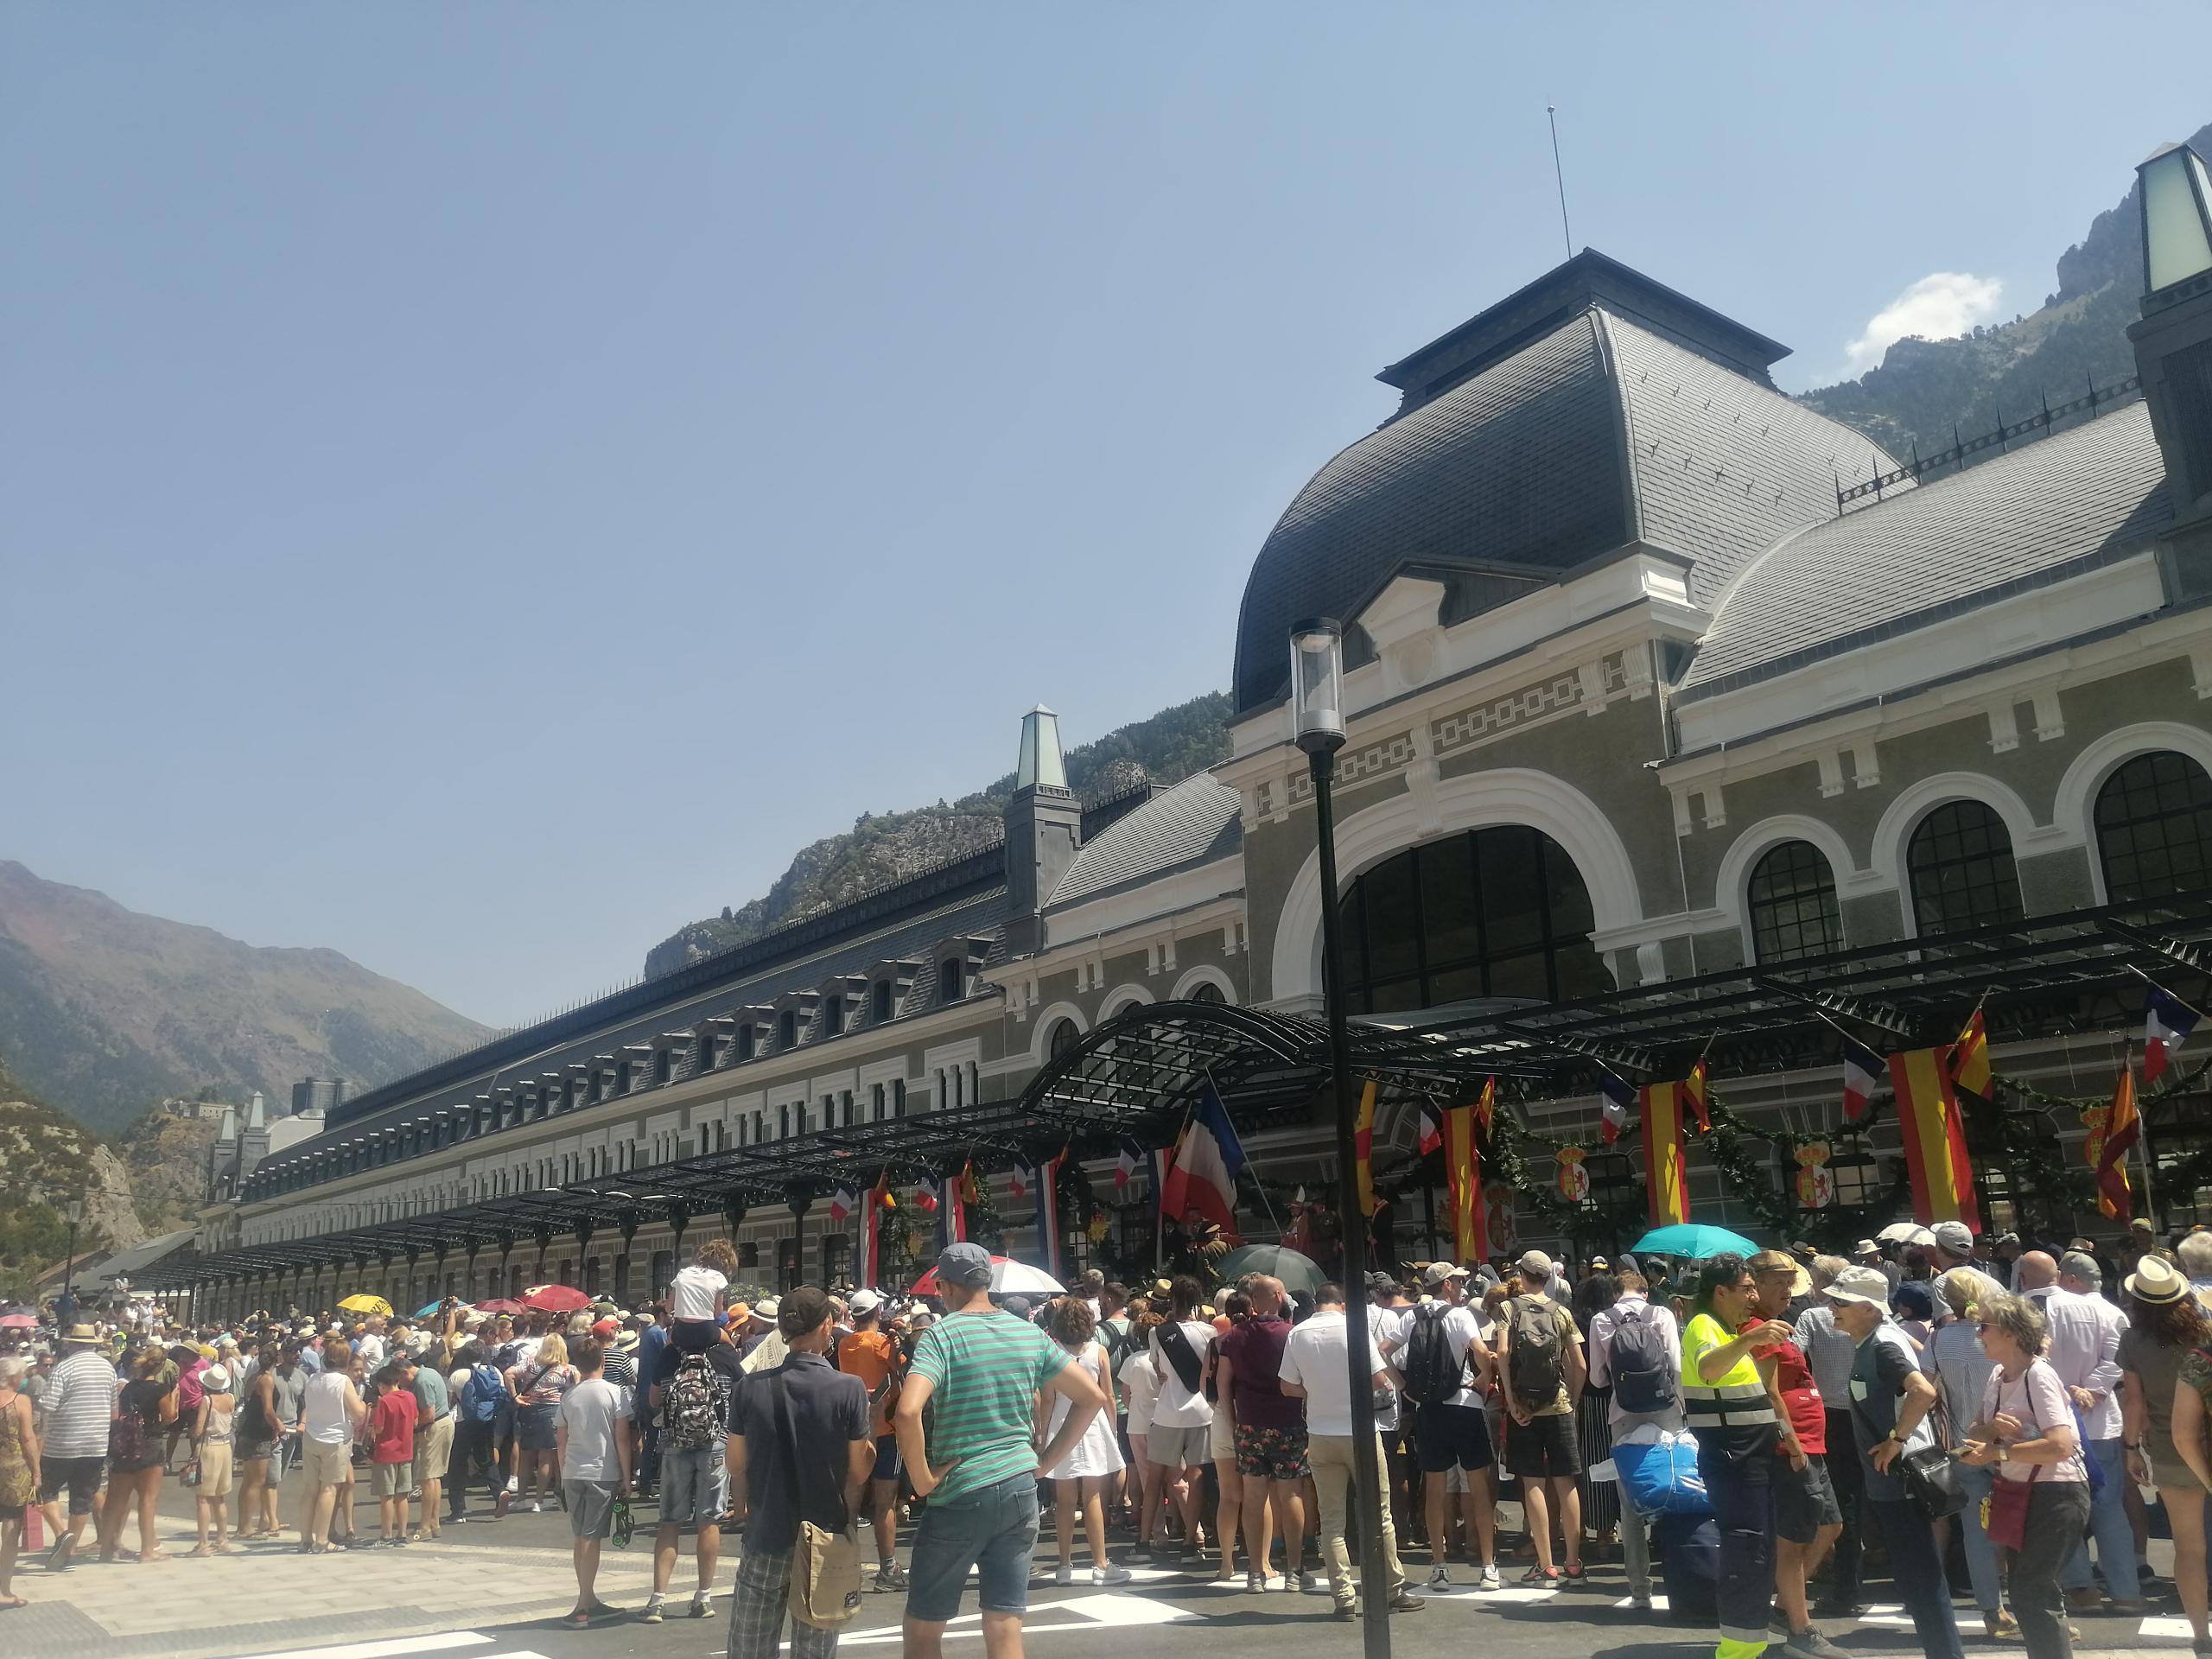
1607, 1301, 1679, 1416
1400, 1303, 1465, 1407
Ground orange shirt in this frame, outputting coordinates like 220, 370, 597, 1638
838, 1330, 898, 1435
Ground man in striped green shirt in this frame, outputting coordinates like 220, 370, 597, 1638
895, 1243, 1109, 1659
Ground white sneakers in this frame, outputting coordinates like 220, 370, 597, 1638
1093, 1565, 1133, 1586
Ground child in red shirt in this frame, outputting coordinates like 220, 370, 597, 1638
369, 1358, 421, 1545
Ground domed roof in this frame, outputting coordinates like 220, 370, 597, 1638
1231, 253, 1895, 714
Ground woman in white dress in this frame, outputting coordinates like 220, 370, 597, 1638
1118, 1301, 1164, 1553
1037, 1296, 1131, 1585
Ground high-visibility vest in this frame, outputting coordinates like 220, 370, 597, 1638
1680, 1314, 1777, 1433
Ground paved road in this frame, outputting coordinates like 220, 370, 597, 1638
7, 1464, 2198, 1659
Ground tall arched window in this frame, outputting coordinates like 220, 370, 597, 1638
1338, 825, 1611, 1014
1046, 1018, 1081, 1059
1187, 981, 1226, 1005
1906, 800, 2023, 934
1747, 841, 1844, 963
2094, 751, 2212, 903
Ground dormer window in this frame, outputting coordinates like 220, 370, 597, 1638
872, 980, 893, 1022
738, 1024, 755, 1061
652, 1049, 672, 1088
779, 1010, 798, 1049
938, 957, 963, 1004
823, 995, 843, 1038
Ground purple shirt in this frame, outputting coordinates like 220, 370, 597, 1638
1219, 1318, 1300, 1430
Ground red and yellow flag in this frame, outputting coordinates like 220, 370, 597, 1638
1471, 1076, 1495, 1135
1946, 1009, 1992, 1100
1352, 1080, 1382, 1217
1440, 1090, 1488, 1264
1684, 1056, 1711, 1135
1640, 1074, 1694, 1225
1889, 1048, 1981, 1228
2098, 1068, 2140, 1221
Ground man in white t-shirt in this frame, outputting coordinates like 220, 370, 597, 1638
1383, 1262, 1500, 1590
1143, 1276, 1214, 1562
1280, 1282, 1424, 1619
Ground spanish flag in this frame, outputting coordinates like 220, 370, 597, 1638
1441, 1088, 1489, 1263
1640, 1073, 1694, 1226
1946, 1008, 1993, 1101
2098, 1068, 2139, 1221
1684, 1056, 1711, 1135
1353, 1080, 1382, 1217
1889, 1048, 1981, 1228
950, 1162, 982, 1243
862, 1171, 894, 1287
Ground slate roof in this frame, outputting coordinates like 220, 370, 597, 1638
1048, 772, 1243, 911
1678, 401, 2175, 701
1231, 265, 1897, 714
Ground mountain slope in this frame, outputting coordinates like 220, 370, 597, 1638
645, 690, 1233, 977
0, 860, 492, 1133
1797, 119, 2212, 454
0, 1058, 143, 1300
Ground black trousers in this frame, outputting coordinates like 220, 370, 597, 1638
1868, 1499, 1964, 1659
1819, 1408, 1864, 1607
448, 1420, 504, 1515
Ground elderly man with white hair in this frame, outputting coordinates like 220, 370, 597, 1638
2177, 1230, 2212, 1302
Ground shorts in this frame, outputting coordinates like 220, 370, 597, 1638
565, 1478, 618, 1540
1773, 1453, 1842, 1544
871, 1433, 902, 1483
1505, 1412, 1581, 1479
196, 1441, 236, 1498
237, 1433, 276, 1464
1414, 1402, 1495, 1474
1147, 1422, 1210, 1470
39, 1454, 105, 1516
303, 1438, 353, 1485
906, 1472, 1039, 1623
372, 1461, 415, 1498
517, 1403, 559, 1451
413, 1414, 454, 1484
1233, 1422, 1309, 1483
659, 1444, 728, 1528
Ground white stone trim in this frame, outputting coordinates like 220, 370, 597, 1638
1869, 771, 2063, 939
1098, 983, 1154, 1020
1707, 814, 1871, 959
1269, 766, 1645, 1005
1027, 1001, 1090, 1066
2050, 721, 2212, 903
1169, 963, 1239, 1003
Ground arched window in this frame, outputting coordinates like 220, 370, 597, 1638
1047, 1018, 1081, 1058
1338, 825, 1611, 1014
2094, 751, 2212, 903
1187, 981, 1226, 1005
1746, 841, 1844, 963
1906, 801, 2024, 935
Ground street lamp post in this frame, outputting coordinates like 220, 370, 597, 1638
1291, 619, 1393, 1654
60, 1193, 84, 1325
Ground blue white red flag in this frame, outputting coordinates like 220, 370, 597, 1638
1114, 1139, 1142, 1196
1598, 1071, 1637, 1145
2145, 987, 2200, 1084
1415, 1104, 1443, 1157
1160, 1080, 1247, 1235
827, 1185, 855, 1225
1840, 1036, 1885, 1123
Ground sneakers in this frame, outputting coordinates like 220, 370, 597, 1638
1052, 1565, 1075, 1586
640, 1599, 666, 1624
1246, 1570, 1267, 1596
45, 1535, 73, 1573
1427, 1566, 1452, 1590
1782, 1630, 1849, 1659
874, 1561, 909, 1591
1631, 1592, 1654, 1612
1478, 1564, 1502, 1591
1294, 1569, 1320, 1593
691, 1593, 715, 1619
527, 1499, 543, 1514
1093, 1565, 1133, 1586
1984, 1610, 2020, 1639
1335, 1598, 1357, 1620
493, 1491, 511, 1520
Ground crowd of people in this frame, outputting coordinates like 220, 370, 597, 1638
3, 1217, 2212, 1659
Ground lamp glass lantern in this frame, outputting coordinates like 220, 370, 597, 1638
65, 1193, 83, 1225
1289, 617, 1345, 754
2140, 142, 2212, 293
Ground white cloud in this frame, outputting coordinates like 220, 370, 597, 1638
1841, 271, 2005, 374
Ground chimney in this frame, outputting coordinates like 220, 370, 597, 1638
1002, 704, 1082, 959
2128, 141, 2212, 538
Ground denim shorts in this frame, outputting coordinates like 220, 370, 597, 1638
906, 1472, 1039, 1623
658, 1444, 728, 1529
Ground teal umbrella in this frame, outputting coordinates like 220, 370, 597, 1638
413, 1300, 444, 1320
1629, 1223, 1760, 1260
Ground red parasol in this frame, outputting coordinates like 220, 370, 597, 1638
474, 1298, 525, 1315
521, 1284, 591, 1313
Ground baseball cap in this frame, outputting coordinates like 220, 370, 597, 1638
1929, 1221, 1974, 1256
1824, 1265, 1891, 1306
2131, 1217, 2155, 1235
1419, 1262, 1467, 1288
2059, 1250, 2103, 1287
591, 1317, 619, 1338
849, 1288, 884, 1316
1363, 1270, 1395, 1291
1516, 1249, 1554, 1281
1588, 1255, 1610, 1269
936, 1242, 995, 1291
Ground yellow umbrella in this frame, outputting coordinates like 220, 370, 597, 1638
337, 1294, 393, 1317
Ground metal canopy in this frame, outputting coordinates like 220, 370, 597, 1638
143, 889, 2212, 1292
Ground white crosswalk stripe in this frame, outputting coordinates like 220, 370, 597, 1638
234, 1636, 495, 1659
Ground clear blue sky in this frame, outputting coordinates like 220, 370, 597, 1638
5, 5, 2208, 1029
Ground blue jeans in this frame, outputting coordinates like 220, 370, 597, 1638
1953, 1462, 2002, 1613
906, 1473, 1040, 1624
2063, 1439, 2139, 1603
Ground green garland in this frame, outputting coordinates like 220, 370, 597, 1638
963, 1172, 1007, 1253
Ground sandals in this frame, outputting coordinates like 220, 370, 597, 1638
1519, 1565, 1559, 1584
1561, 1562, 1586, 1581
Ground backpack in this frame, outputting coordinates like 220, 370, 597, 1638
1097, 1319, 1132, 1376
1607, 1302, 1679, 1416
461, 1364, 503, 1424
1400, 1303, 1465, 1408
664, 1353, 721, 1451
1505, 1295, 1566, 1407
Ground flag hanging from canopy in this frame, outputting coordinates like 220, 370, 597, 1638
1033, 1149, 1066, 1279
950, 1164, 981, 1244
1160, 1079, 1246, 1237
1353, 1080, 1382, 1217
1946, 1009, 1992, 1102
2145, 988, 2199, 1084
862, 1172, 893, 1288
2097, 1067, 2139, 1221
827, 1185, 855, 1226
1440, 1087, 1488, 1264
1415, 1103, 1443, 1157
1840, 1037, 1885, 1124
1598, 1071, 1636, 1146
1640, 1073, 1694, 1226
1889, 1047, 1982, 1228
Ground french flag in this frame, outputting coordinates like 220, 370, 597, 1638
1414, 1105, 1443, 1157
1007, 1163, 1032, 1202
2145, 988, 2200, 1084
1598, 1071, 1637, 1145
1160, 1079, 1247, 1235
1840, 1036, 1885, 1122
827, 1185, 855, 1225
912, 1176, 941, 1214
1114, 1139, 1141, 1197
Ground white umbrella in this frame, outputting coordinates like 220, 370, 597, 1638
1878, 1222, 1935, 1246
991, 1259, 1065, 1295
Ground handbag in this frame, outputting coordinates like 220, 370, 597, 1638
1985, 1469, 2031, 1549
181, 1456, 203, 1489
768, 1373, 862, 1630
1850, 1370, 1967, 1522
